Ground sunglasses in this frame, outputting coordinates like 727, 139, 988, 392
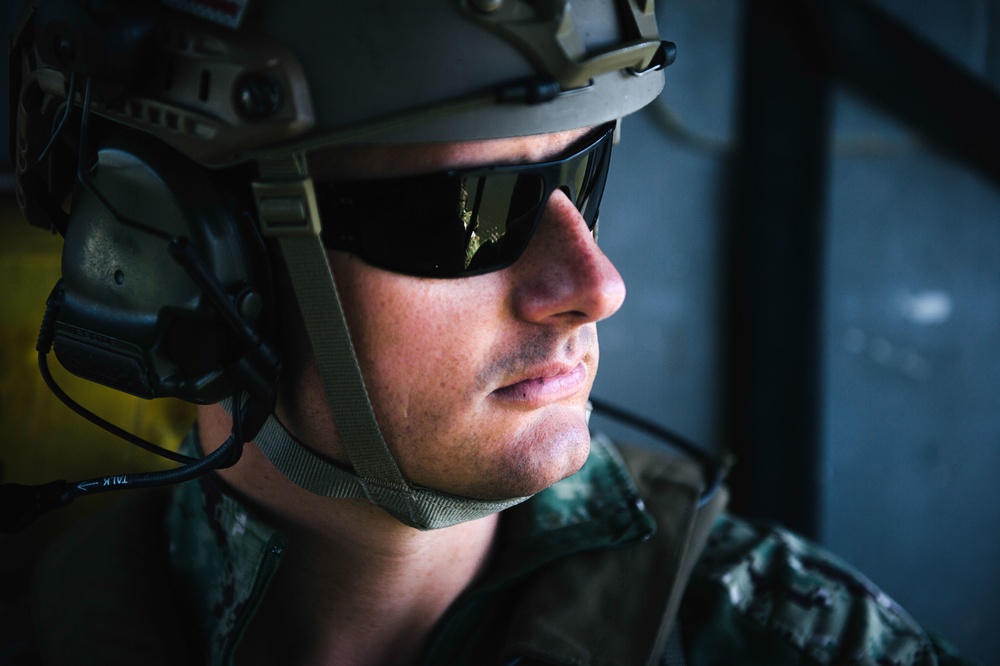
314, 124, 615, 278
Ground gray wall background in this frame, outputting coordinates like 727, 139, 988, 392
591, 0, 1000, 662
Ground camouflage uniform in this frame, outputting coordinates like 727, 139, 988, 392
28, 433, 975, 665
681, 516, 973, 665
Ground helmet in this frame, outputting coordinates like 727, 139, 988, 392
14, 0, 671, 167
9, 0, 673, 529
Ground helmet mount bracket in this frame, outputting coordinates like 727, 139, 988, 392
460, 0, 672, 90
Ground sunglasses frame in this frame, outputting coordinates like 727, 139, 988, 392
315, 123, 616, 278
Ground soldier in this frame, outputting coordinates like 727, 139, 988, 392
2, 1, 975, 664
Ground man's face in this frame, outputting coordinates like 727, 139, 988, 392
277, 128, 626, 501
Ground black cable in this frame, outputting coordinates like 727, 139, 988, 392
0, 389, 244, 533
590, 396, 711, 462
24, 72, 79, 174
589, 396, 731, 507
63, 389, 246, 500
63, 432, 238, 500
37, 351, 198, 465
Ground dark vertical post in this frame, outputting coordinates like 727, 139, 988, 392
721, 0, 832, 538
822, 0, 1000, 187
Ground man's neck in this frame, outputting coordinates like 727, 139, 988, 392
197, 405, 500, 666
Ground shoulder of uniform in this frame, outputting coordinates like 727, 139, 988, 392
681, 514, 976, 665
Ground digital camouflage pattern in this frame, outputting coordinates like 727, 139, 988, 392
153, 430, 975, 666
163, 432, 670, 666
681, 515, 978, 665
165, 440, 288, 666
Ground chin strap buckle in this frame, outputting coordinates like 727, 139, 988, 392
253, 155, 323, 238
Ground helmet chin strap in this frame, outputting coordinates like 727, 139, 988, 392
247, 154, 530, 530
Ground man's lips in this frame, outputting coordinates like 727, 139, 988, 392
491, 362, 588, 405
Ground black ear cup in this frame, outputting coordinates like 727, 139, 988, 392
54, 131, 273, 404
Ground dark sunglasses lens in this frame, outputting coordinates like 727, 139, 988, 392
317, 174, 545, 277
319, 180, 426, 274
318, 127, 613, 278
458, 173, 545, 274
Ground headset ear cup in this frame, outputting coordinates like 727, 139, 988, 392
54, 131, 273, 403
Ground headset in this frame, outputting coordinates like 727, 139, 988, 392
1, 0, 280, 532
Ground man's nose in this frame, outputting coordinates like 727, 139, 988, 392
508, 189, 626, 324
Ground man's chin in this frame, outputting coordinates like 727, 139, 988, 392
481, 407, 593, 500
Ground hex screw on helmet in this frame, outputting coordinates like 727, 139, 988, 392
235, 72, 283, 119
